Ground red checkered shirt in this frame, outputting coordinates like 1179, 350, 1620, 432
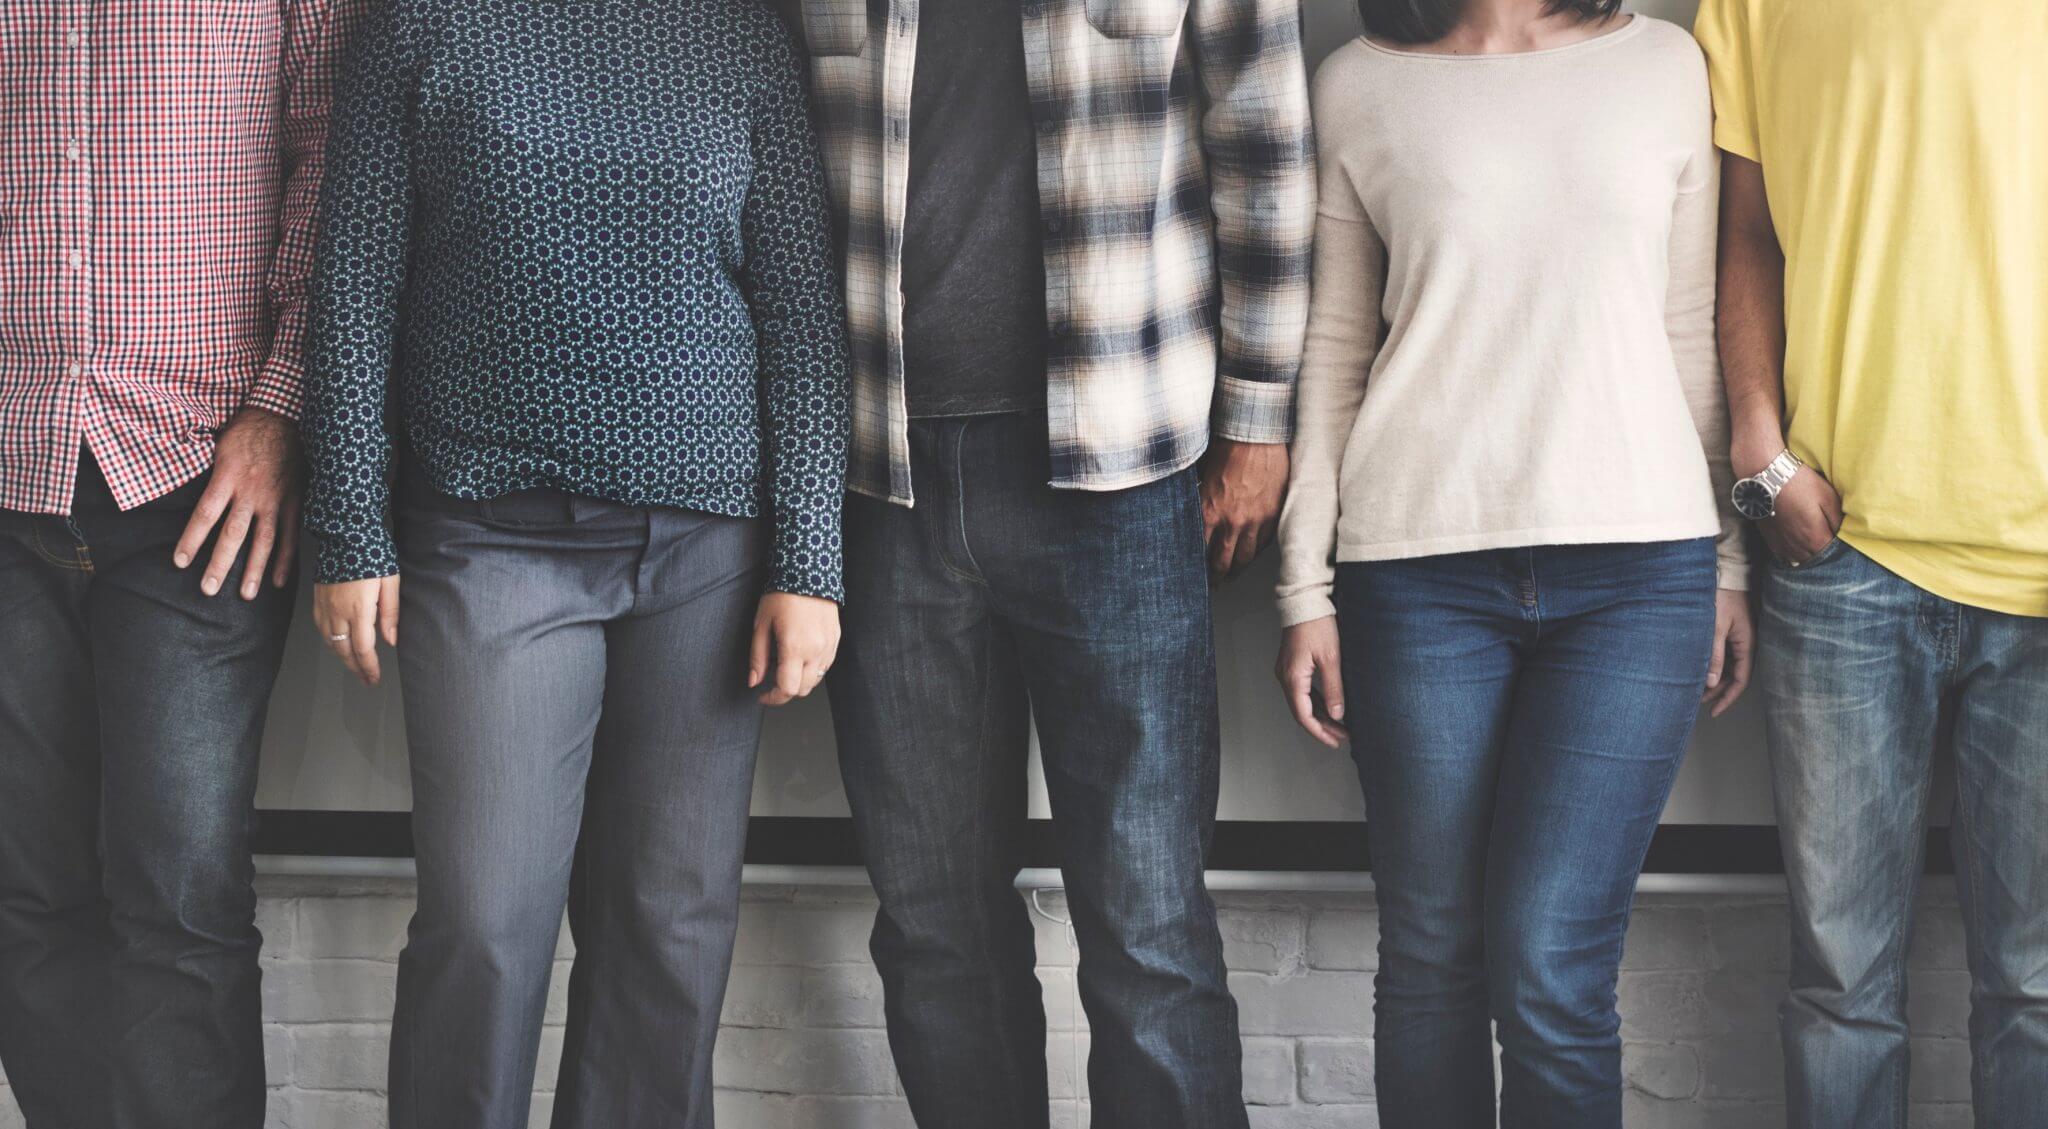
0, 0, 366, 514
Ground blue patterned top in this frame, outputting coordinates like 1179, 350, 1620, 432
303, 0, 849, 599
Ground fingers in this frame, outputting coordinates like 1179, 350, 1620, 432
239, 513, 276, 600
173, 481, 232, 572
1708, 623, 1754, 718
350, 593, 382, 686
762, 652, 805, 707
272, 496, 301, 589
1314, 653, 1346, 727
1284, 668, 1341, 748
1704, 618, 1728, 694
314, 601, 360, 682
377, 576, 401, 647
200, 503, 255, 596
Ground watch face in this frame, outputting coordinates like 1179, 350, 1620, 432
1732, 479, 1775, 520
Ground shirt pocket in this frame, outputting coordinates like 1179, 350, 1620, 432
1084, 0, 1189, 38
800, 0, 871, 56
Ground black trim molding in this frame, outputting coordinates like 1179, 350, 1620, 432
251, 812, 1957, 875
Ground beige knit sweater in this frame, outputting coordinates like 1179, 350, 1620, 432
1276, 15, 1747, 627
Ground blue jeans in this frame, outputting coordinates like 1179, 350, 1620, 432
829, 413, 1245, 1129
1334, 540, 1718, 1129
0, 457, 293, 1129
1761, 539, 2048, 1129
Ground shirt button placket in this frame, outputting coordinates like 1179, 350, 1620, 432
62, 5, 95, 394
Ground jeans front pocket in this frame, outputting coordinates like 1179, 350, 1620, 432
1771, 533, 1848, 572
1084, 0, 1189, 38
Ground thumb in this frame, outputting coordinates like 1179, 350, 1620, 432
1316, 651, 1345, 721
748, 614, 772, 688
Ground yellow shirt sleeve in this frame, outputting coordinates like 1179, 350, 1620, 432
1692, 0, 1763, 162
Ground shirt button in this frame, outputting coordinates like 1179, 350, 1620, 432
68, 363, 83, 379
67, 251, 84, 270
65, 141, 81, 161
65, 30, 83, 48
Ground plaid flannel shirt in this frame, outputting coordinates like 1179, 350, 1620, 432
789, 0, 1314, 504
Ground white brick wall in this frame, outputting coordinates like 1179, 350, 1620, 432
0, 878, 1977, 1129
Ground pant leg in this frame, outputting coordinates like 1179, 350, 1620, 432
0, 508, 109, 1129
550, 508, 767, 1129
966, 415, 1242, 1129
828, 423, 1047, 1128
1759, 541, 1942, 1129
1483, 540, 1717, 1129
388, 495, 623, 1129
78, 472, 295, 1129
1946, 607, 2048, 1129
1332, 554, 1520, 1129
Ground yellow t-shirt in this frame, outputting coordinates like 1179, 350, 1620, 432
1693, 0, 2048, 617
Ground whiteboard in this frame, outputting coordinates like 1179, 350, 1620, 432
255, 0, 1786, 828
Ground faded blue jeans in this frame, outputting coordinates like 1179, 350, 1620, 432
1334, 539, 1718, 1129
829, 412, 1245, 1129
1761, 538, 2048, 1129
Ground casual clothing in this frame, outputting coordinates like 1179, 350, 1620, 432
304, 0, 850, 598
829, 411, 1244, 1129
791, 0, 1314, 502
0, 458, 296, 1129
1693, 0, 2048, 618
899, 0, 1046, 418
1276, 17, 1745, 629
0, 4, 360, 1125
0, 0, 362, 513
1759, 544, 2048, 1129
1336, 539, 1717, 1128
1692, 4, 2048, 1124
1280, 19, 1738, 1127
387, 477, 765, 1129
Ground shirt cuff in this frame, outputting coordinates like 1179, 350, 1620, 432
315, 528, 401, 586
1213, 375, 1296, 446
246, 358, 308, 422
1277, 589, 1337, 628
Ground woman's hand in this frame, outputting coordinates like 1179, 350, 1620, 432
1703, 587, 1754, 717
1276, 616, 1348, 749
749, 592, 841, 706
313, 577, 401, 687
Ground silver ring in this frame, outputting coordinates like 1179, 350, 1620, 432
329, 633, 350, 643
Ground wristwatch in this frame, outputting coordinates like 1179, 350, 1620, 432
1731, 449, 1805, 521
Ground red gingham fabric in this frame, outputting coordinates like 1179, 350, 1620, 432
0, 0, 366, 514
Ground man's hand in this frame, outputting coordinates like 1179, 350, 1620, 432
749, 592, 841, 706
174, 406, 303, 598
1275, 616, 1347, 749
313, 576, 400, 687
1733, 438, 1843, 566
1703, 588, 1754, 717
1200, 439, 1289, 581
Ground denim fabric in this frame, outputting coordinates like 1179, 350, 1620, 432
0, 459, 294, 1129
828, 412, 1246, 1129
387, 478, 767, 1129
1760, 539, 2048, 1129
1334, 539, 1718, 1129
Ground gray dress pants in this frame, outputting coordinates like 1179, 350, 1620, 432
387, 477, 766, 1129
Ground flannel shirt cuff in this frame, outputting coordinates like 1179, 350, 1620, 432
1212, 374, 1296, 446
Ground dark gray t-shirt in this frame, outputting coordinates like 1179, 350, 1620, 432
899, 0, 1047, 417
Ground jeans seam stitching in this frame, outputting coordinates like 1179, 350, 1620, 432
30, 521, 89, 570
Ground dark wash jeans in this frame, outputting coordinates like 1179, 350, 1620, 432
0, 457, 293, 1129
1335, 539, 1718, 1129
1760, 539, 2048, 1129
829, 412, 1246, 1129
387, 475, 768, 1129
